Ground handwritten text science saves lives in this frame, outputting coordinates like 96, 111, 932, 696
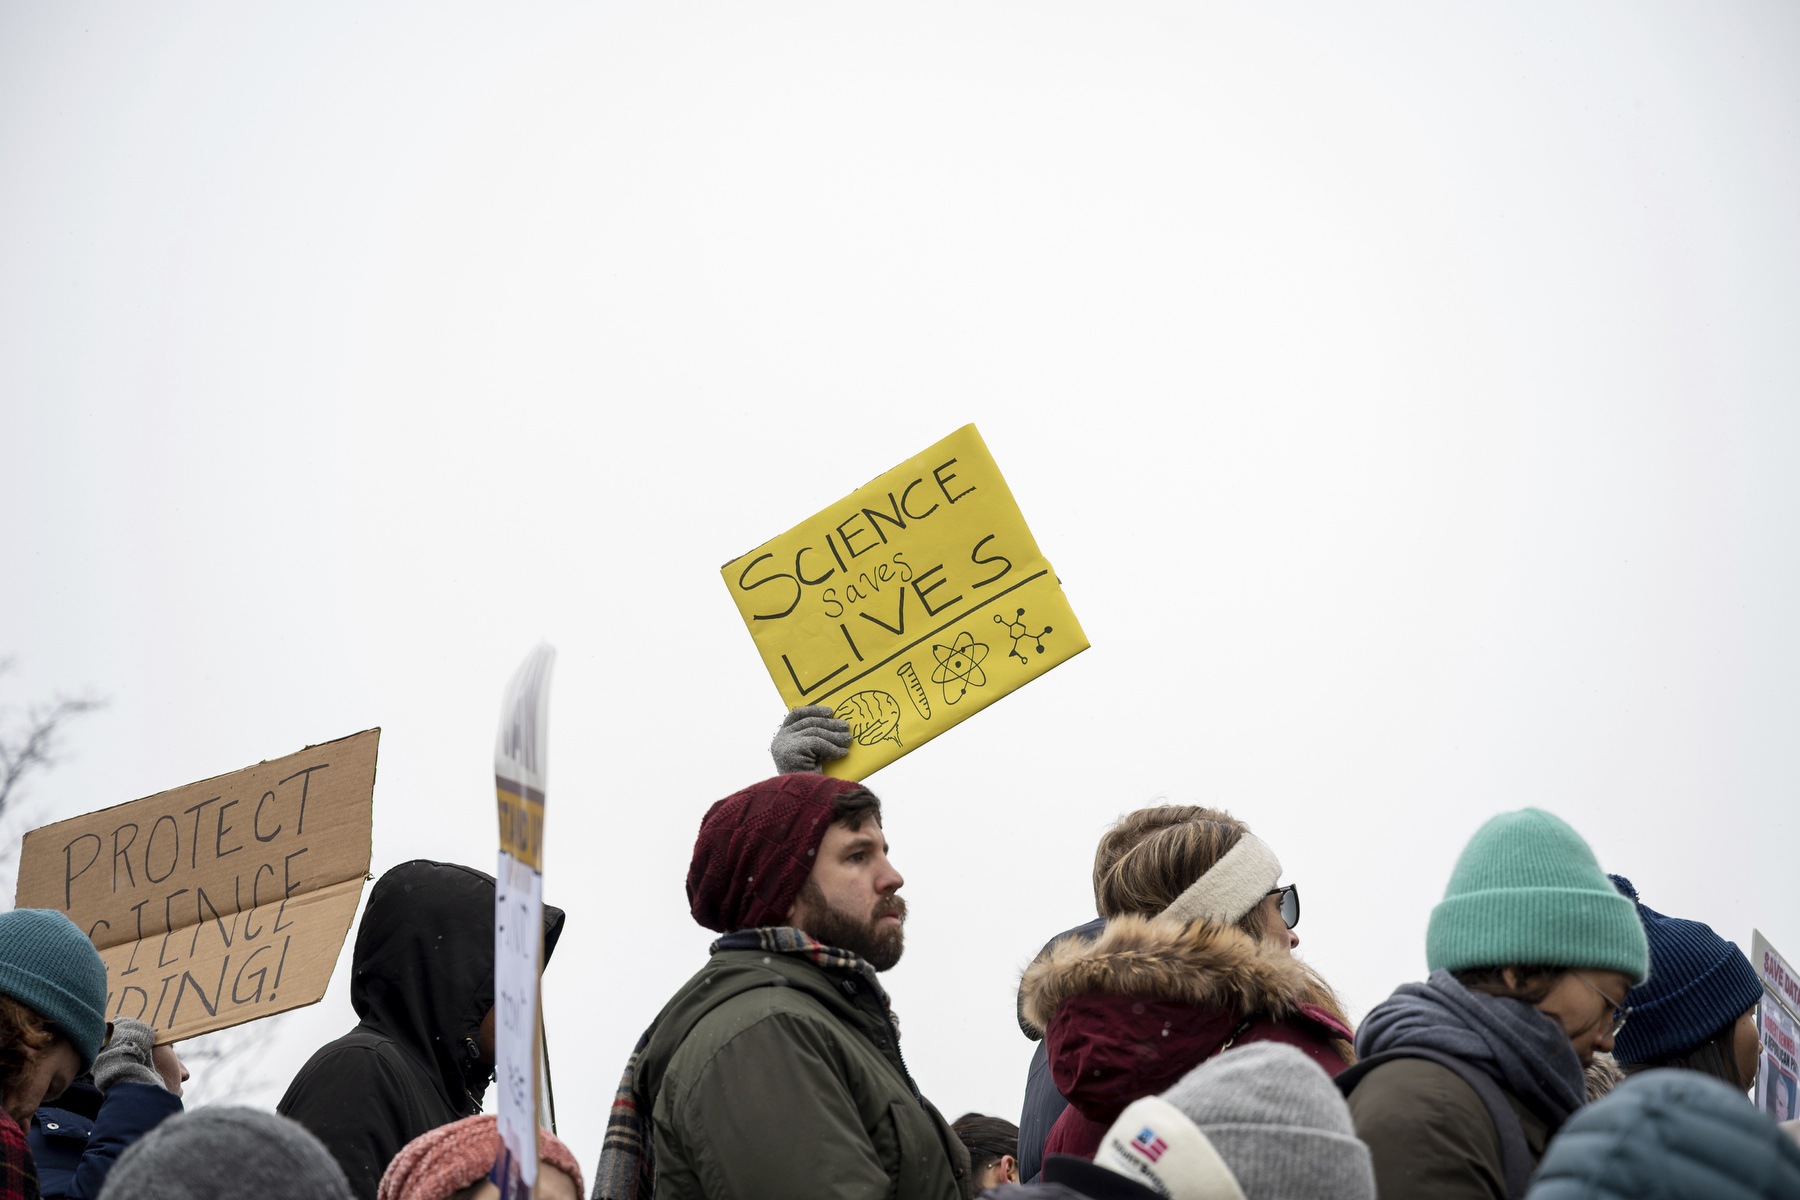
722, 425, 1088, 779
14, 729, 378, 1043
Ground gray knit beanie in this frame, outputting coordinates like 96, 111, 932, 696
96, 1106, 354, 1200
1095, 1042, 1374, 1200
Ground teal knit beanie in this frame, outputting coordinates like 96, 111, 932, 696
1426, 808, 1649, 984
0, 909, 109, 1071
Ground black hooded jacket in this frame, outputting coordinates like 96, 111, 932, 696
278, 860, 565, 1200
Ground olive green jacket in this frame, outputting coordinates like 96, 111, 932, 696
1346, 1058, 1550, 1200
636, 943, 972, 1200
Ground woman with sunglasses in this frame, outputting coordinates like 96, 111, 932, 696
1340, 808, 1649, 1200
1015, 805, 1355, 1164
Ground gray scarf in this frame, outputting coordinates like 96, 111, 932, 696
1356, 969, 1587, 1129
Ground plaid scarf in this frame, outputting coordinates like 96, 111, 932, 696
0, 1113, 38, 1200
592, 928, 897, 1200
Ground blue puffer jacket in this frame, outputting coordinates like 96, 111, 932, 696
29, 1079, 182, 1199
1527, 1069, 1800, 1199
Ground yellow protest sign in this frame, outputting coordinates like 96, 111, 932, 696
722, 425, 1088, 778
13, 730, 378, 1043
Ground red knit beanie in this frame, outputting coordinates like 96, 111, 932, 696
377, 1115, 583, 1200
687, 773, 868, 933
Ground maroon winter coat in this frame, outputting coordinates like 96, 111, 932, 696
1018, 914, 1356, 1161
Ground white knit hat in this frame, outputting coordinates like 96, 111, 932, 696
1094, 1043, 1374, 1200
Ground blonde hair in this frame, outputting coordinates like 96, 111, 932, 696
1093, 805, 1255, 926
1091, 804, 1356, 1062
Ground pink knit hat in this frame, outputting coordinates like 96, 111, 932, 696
378, 1115, 585, 1200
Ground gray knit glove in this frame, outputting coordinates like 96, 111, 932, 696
92, 1018, 165, 1092
770, 705, 852, 774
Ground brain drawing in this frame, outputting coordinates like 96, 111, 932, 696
834, 691, 903, 750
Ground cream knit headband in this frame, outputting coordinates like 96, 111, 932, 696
1159, 833, 1283, 926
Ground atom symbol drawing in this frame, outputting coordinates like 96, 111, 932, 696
930, 630, 990, 705
995, 607, 1053, 662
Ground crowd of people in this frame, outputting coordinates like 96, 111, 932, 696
0, 702, 1796, 1198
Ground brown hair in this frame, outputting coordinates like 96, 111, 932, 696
832, 786, 882, 832
1092, 806, 1256, 930
0, 994, 53, 1109
1619, 1011, 1754, 1090
950, 1113, 1018, 1174
1452, 964, 1567, 1005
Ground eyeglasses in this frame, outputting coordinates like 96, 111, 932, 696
1573, 972, 1631, 1039
1267, 884, 1300, 930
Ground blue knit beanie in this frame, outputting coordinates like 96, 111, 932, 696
0, 910, 109, 1072
1606, 876, 1764, 1064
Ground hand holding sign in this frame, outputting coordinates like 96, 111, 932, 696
769, 705, 853, 774
724, 425, 1088, 778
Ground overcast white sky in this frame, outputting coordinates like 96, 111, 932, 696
3, 0, 1798, 1177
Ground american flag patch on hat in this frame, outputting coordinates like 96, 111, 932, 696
1131, 1127, 1168, 1162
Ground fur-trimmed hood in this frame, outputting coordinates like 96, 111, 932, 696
1019, 914, 1355, 1132
1019, 913, 1328, 1035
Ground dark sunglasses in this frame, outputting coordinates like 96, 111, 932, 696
1268, 884, 1300, 930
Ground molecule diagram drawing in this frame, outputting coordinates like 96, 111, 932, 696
995, 607, 1054, 663
930, 631, 990, 705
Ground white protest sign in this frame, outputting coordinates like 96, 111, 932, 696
1754, 930, 1800, 1121
493, 644, 554, 1198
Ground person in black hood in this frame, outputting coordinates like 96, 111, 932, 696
277, 860, 565, 1200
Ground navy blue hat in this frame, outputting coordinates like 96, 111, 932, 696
1607, 875, 1763, 1064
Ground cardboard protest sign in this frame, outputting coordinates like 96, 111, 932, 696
1754, 930, 1800, 1123
14, 730, 378, 1044
722, 425, 1088, 778
493, 644, 555, 1197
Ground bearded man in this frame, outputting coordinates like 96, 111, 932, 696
593, 771, 972, 1200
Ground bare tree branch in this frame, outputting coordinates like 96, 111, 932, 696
0, 665, 277, 1105
174, 1009, 297, 1106
0, 658, 107, 820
